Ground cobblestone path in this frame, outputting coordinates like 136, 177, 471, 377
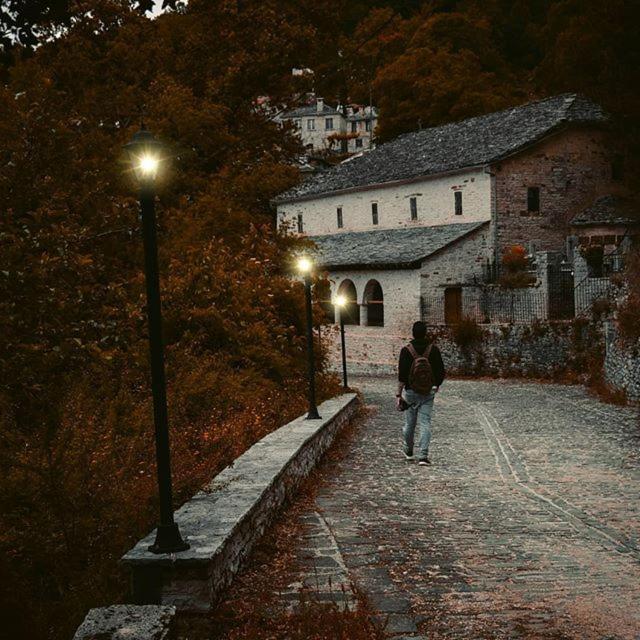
293, 378, 640, 639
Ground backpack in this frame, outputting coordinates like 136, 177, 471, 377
407, 343, 434, 395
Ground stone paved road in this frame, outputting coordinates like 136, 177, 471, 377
298, 378, 640, 639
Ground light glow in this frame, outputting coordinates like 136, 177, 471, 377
137, 154, 160, 178
297, 257, 313, 273
334, 295, 347, 307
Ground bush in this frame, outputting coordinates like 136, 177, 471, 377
452, 316, 484, 350
499, 245, 536, 288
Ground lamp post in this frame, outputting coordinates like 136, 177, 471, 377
334, 295, 349, 389
297, 257, 321, 420
124, 127, 189, 554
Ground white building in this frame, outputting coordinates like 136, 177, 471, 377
276, 98, 378, 155
274, 94, 610, 373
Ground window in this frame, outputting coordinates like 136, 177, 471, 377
527, 187, 540, 214
325, 118, 334, 131
454, 191, 463, 215
307, 119, 315, 130
351, 121, 357, 133
363, 280, 384, 327
337, 207, 343, 229
365, 120, 372, 132
355, 138, 363, 148
410, 197, 418, 221
297, 214, 304, 233
371, 202, 379, 225
294, 119, 301, 129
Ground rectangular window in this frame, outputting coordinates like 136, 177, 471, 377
410, 197, 418, 220
454, 191, 463, 215
351, 121, 357, 133
365, 120, 372, 132
527, 186, 540, 213
337, 207, 343, 229
325, 118, 334, 131
371, 202, 379, 225
294, 119, 301, 129
355, 138, 363, 148
297, 214, 304, 233
307, 119, 315, 130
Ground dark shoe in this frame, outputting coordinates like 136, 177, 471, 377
403, 450, 414, 460
417, 458, 431, 466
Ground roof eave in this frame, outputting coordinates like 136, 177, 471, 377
274, 119, 608, 206
273, 164, 488, 206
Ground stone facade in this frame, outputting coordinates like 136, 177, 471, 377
326, 226, 492, 373
604, 322, 640, 402
493, 128, 612, 255
277, 98, 378, 154
278, 167, 491, 236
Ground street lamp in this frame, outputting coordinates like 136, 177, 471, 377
333, 295, 349, 389
124, 127, 189, 554
297, 257, 321, 420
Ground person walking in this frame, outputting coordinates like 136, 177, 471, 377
396, 321, 445, 465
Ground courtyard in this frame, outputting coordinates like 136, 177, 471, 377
251, 377, 640, 639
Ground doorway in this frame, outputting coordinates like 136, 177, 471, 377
444, 287, 463, 325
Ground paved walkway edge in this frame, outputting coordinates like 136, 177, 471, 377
121, 393, 360, 613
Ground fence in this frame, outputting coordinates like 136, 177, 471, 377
421, 287, 550, 325
574, 276, 616, 317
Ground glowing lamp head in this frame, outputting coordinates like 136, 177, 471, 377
124, 127, 163, 184
334, 294, 347, 308
297, 257, 313, 274
138, 154, 160, 178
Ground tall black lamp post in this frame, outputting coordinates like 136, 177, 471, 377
297, 257, 321, 420
124, 127, 189, 554
334, 295, 349, 389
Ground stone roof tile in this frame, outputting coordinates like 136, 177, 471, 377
570, 195, 638, 226
276, 94, 606, 203
309, 221, 488, 270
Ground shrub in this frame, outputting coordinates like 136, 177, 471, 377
499, 245, 536, 288
452, 316, 484, 350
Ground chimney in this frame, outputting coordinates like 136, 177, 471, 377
316, 97, 324, 113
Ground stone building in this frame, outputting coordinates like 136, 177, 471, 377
276, 97, 378, 154
274, 94, 625, 372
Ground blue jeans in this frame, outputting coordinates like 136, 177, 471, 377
403, 388, 435, 460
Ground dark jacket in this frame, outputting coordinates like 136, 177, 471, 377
398, 340, 445, 389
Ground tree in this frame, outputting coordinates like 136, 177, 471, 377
0, 3, 338, 638
373, 10, 522, 140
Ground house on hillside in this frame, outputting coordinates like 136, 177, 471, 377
276, 97, 378, 155
274, 94, 626, 372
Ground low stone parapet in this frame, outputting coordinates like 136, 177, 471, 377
121, 393, 359, 612
73, 605, 176, 640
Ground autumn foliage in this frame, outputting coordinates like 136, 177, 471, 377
0, 3, 342, 639
1, 1, 640, 639
499, 245, 536, 289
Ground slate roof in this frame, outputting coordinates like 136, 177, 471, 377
309, 221, 489, 270
275, 94, 606, 204
280, 101, 342, 118
570, 195, 638, 227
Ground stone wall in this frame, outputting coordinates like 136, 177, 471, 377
277, 166, 491, 236
604, 321, 640, 402
494, 127, 612, 254
427, 324, 577, 378
327, 321, 582, 379
121, 393, 360, 613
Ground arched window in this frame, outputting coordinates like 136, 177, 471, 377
337, 279, 359, 325
363, 280, 384, 327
